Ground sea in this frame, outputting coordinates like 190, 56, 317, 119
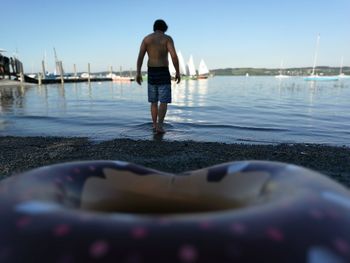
1, 76, 349, 146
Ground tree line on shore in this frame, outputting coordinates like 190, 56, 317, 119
211, 66, 350, 76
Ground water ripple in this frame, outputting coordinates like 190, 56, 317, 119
1, 77, 349, 146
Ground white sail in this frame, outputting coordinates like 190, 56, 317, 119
168, 53, 176, 77
198, 59, 209, 75
177, 51, 187, 75
187, 55, 196, 77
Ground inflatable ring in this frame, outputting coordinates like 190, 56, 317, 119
0, 160, 350, 262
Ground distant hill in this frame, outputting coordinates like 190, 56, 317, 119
210, 67, 350, 76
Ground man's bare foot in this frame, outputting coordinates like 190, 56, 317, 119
156, 124, 165, 134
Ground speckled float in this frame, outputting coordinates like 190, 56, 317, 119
0, 160, 350, 262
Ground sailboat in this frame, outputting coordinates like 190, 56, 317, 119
110, 66, 135, 82
168, 53, 176, 78
198, 59, 210, 79
304, 34, 338, 81
338, 56, 350, 79
177, 51, 187, 76
186, 55, 197, 79
275, 60, 290, 79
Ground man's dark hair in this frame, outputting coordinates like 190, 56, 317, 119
153, 19, 168, 32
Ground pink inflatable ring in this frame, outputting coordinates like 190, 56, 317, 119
0, 160, 350, 262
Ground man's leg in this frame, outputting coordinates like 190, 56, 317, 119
157, 103, 167, 133
156, 84, 171, 133
151, 102, 158, 130
148, 84, 159, 131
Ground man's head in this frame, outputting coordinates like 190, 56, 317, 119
153, 19, 168, 32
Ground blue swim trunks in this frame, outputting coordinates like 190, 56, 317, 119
148, 67, 172, 103
148, 83, 172, 103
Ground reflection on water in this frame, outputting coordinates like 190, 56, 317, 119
0, 77, 349, 146
0, 86, 26, 113
170, 79, 209, 124
173, 78, 209, 107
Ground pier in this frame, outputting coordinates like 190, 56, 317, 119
0, 51, 25, 83
23, 75, 113, 85
1, 49, 136, 86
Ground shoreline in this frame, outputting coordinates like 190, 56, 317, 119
0, 79, 36, 87
1, 136, 349, 188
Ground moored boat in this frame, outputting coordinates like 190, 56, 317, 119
338, 73, 350, 79
304, 75, 339, 81
337, 57, 350, 79
275, 60, 290, 79
111, 75, 135, 82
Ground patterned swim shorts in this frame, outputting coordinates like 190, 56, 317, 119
148, 84, 172, 103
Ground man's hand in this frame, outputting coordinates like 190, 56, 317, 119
136, 74, 143, 85
175, 73, 181, 84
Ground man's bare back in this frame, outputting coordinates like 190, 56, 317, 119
136, 30, 180, 85
144, 32, 171, 67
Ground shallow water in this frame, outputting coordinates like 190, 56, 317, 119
1, 76, 349, 146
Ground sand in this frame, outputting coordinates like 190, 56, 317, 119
1, 136, 349, 188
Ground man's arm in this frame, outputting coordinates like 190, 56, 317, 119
136, 39, 147, 85
167, 37, 181, 84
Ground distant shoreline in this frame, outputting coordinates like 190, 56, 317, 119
21, 66, 350, 78
1, 136, 349, 188
210, 66, 350, 76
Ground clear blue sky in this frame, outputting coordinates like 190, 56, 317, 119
1, 0, 349, 73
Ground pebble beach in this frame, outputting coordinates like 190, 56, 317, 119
1, 136, 349, 188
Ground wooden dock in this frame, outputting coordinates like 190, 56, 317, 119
23, 75, 113, 85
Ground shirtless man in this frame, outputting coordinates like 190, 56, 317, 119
136, 19, 180, 134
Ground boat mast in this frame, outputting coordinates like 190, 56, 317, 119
311, 34, 320, 76
279, 60, 284, 75
54, 47, 59, 75
340, 56, 344, 75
